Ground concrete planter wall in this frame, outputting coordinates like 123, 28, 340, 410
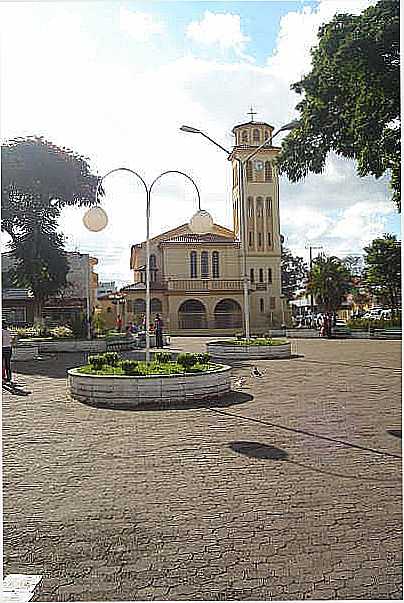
207, 340, 291, 360
68, 364, 231, 408
349, 331, 370, 339
13, 343, 39, 361
38, 339, 107, 354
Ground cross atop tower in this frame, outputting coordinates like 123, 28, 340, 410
247, 106, 257, 122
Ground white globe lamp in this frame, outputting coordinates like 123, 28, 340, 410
189, 210, 214, 234
83, 207, 108, 232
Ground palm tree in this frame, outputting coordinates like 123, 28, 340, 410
307, 255, 352, 314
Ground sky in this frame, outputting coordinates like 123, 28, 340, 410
1, 0, 400, 287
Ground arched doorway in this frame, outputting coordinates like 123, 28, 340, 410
214, 299, 242, 329
178, 299, 207, 329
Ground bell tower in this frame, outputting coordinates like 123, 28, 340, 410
228, 111, 283, 328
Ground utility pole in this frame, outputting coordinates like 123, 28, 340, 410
307, 245, 323, 318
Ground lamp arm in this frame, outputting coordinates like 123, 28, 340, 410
199, 132, 231, 155
149, 170, 201, 211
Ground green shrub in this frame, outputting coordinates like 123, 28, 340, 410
88, 355, 105, 370
103, 352, 120, 366
121, 359, 140, 375
347, 317, 402, 331
69, 314, 87, 339
195, 352, 211, 364
177, 353, 198, 369
50, 326, 73, 339
155, 351, 172, 364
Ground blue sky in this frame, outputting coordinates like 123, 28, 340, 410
1, 0, 400, 285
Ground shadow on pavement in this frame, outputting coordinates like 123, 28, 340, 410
387, 429, 402, 439
214, 409, 402, 460
2, 382, 32, 396
14, 354, 87, 379
229, 440, 401, 484
230, 441, 288, 460
78, 390, 254, 412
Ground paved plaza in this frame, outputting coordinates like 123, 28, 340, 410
2, 337, 402, 601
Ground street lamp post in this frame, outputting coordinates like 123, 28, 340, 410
87, 168, 201, 362
180, 119, 298, 339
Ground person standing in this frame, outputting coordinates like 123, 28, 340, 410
154, 313, 164, 349
2, 322, 14, 383
116, 315, 123, 333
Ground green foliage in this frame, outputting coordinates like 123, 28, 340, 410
195, 352, 212, 364
1, 137, 103, 320
88, 355, 105, 370
277, 1, 400, 209
281, 246, 308, 300
307, 255, 351, 313
92, 313, 106, 335
363, 234, 401, 309
347, 317, 401, 331
103, 352, 120, 367
154, 351, 172, 363
121, 359, 140, 375
49, 326, 73, 339
177, 353, 198, 369
226, 338, 287, 346
69, 314, 87, 339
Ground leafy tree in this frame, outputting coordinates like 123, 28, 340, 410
2, 136, 101, 323
363, 233, 401, 310
307, 255, 352, 313
277, 0, 400, 209
281, 246, 308, 301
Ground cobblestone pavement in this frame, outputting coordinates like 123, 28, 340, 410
3, 338, 402, 601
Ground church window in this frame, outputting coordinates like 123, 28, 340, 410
249, 231, 254, 247
212, 251, 219, 278
201, 251, 209, 279
257, 197, 263, 217
265, 161, 273, 182
190, 251, 197, 278
259, 268, 264, 283
266, 197, 272, 215
258, 233, 262, 247
267, 232, 272, 247
150, 254, 156, 269
246, 161, 253, 182
268, 268, 272, 283
250, 268, 255, 283
270, 297, 276, 309
242, 130, 248, 143
260, 298, 264, 313
247, 197, 253, 218
264, 130, 270, 142
253, 129, 260, 142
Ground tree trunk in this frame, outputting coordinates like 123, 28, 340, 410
33, 298, 45, 327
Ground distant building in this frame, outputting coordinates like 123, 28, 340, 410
1, 251, 98, 325
97, 281, 117, 298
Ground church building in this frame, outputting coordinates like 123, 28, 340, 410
123, 115, 286, 335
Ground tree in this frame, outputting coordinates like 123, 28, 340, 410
363, 234, 401, 310
2, 137, 101, 322
307, 255, 352, 313
281, 246, 308, 301
277, 1, 400, 210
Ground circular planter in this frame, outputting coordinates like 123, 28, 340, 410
38, 339, 107, 354
13, 342, 39, 361
207, 340, 291, 360
68, 364, 231, 408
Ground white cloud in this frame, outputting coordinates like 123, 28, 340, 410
119, 8, 165, 42
1, 0, 398, 285
186, 11, 250, 59
268, 0, 377, 82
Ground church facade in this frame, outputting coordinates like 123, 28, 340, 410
123, 116, 286, 335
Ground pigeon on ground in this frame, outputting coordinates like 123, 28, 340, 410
251, 366, 264, 378
233, 377, 247, 389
